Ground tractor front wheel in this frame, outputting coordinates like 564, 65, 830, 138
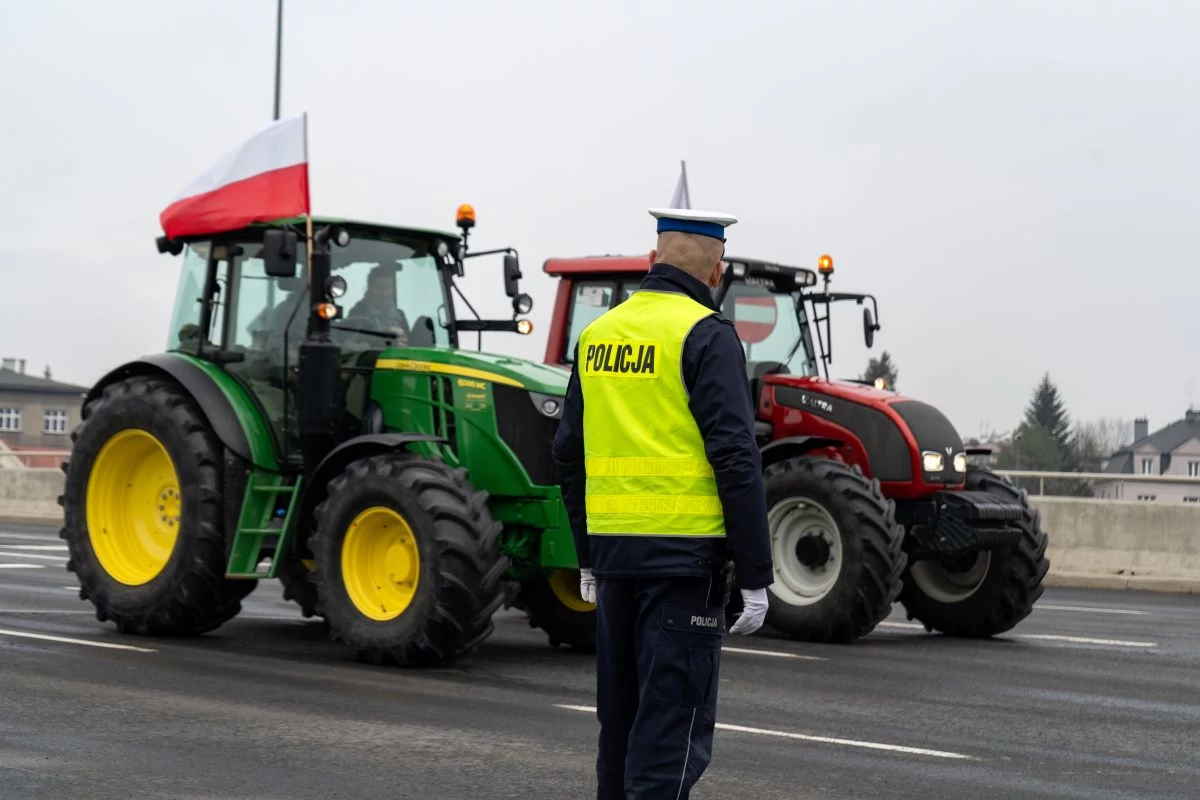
898, 465, 1050, 637
307, 453, 508, 667
760, 455, 906, 643
59, 375, 256, 636
518, 569, 596, 653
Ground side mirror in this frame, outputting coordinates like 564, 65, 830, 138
863, 307, 876, 348
503, 252, 521, 297
263, 229, 299, 278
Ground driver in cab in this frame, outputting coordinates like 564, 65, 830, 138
347, 265, 410, 346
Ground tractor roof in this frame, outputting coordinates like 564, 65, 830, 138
543, 254, 818, 286
162, 216, 463, 249
264, 215, 462, 241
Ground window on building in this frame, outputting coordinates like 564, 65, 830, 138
1189, 461, 1199, 478
43, 410, 68, 434
1136, 493, 1157, 501
0, 408, 20, 432
1141, 458, 1154, 475
1183, 496, 1199, 503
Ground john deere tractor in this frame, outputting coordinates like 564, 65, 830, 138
542, 253, 1050, 644
58, 206, 594, 667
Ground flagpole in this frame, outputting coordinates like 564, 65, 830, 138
273, 0, 283, 121
302, 111, 313, 282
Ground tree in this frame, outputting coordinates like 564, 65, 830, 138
994, 421, 1089, 496
1071, 417, 1134, 472
861, 350, 898, 389
1024, 373, 1071, 451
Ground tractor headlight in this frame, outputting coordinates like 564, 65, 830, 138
953, 452, 968, 473
325, 275, 347, 298
529, 391, 564, 419
922, 451, 945, 472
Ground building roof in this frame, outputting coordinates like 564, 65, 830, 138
0, 368, 88, 395
1103, 410, 1200, 473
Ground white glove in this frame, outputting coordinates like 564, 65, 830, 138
728, 588, 768, 635
579, 568, 596, 604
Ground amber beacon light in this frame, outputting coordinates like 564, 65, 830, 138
456, 204, 476, 229
818, 254, 834, 274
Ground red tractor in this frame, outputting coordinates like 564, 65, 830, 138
542, 253, 1049, 643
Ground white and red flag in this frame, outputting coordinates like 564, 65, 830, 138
159, 112, 310, 239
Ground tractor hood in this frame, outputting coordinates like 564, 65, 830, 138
764, 372, 966, 483
376, 347, 569, 397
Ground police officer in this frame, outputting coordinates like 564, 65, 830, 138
552, 207, 774, 799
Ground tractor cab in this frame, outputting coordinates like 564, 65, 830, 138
160, 208, 535, 467
542, 253, 880, 393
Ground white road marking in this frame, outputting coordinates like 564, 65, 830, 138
0, 544, 68, 551
878, 621, 1156, 648
554, 705, 974, 760
1036, 604, 1147, 616
0, 563, 44, 570
0, 532, 60, 541
0, 628, 156, 652
0, 552, 68, 562
721, 646, 825, 661
879, 621, 925, 631
1017, 634, 1157, 648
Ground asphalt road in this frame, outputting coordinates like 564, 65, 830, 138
2, 523, 1199, 800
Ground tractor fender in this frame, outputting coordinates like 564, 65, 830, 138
83, 354, 259, 467
298, 433, 448, 532
759, 435, 845, 468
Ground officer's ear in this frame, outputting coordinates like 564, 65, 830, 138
706, 259, 723, 288
647, 249, 657, 267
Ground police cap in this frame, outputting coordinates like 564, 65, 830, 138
648, 208, 738, 242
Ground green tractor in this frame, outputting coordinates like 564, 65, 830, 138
58, 206, 595, 666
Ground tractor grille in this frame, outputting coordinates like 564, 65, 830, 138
493, 384, 558, 486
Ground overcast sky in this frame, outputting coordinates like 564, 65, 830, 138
2, 0, 1197, 440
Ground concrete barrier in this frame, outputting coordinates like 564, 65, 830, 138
3, 469, 1199, 593
0, 468, 64, 526
1032, 496, 1200, 594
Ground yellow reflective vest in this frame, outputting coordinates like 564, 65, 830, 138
577, 289, 725, 538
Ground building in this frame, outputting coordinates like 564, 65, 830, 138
0, 357, 88, 468
1095, 409, 1200, 504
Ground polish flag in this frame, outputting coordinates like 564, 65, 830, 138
159, 113, 311, 239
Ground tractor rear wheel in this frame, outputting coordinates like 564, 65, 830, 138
898, 465, 1050, 637
760, 455, 906, 643
518, 569, 596, 653
307, 453, 507, 667
59, 374, 256, 636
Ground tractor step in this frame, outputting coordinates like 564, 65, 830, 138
226, 471, 303, 579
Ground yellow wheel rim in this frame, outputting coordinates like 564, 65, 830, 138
340, 506, 420, 621
548, 569, 596, 613
84, 428, 181, 586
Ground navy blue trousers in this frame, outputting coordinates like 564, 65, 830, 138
594, 568, 730, 800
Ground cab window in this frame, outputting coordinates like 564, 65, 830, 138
564, 281, 617, 363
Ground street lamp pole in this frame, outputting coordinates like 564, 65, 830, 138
273, 0, 283, 120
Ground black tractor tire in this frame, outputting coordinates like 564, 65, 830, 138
759, 455, 906, 643
307, 452, 508, 667
518, 569, 597, 654
276, 550, 321, 619
898, 465, 1050, 637
58, 374, 257, 636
